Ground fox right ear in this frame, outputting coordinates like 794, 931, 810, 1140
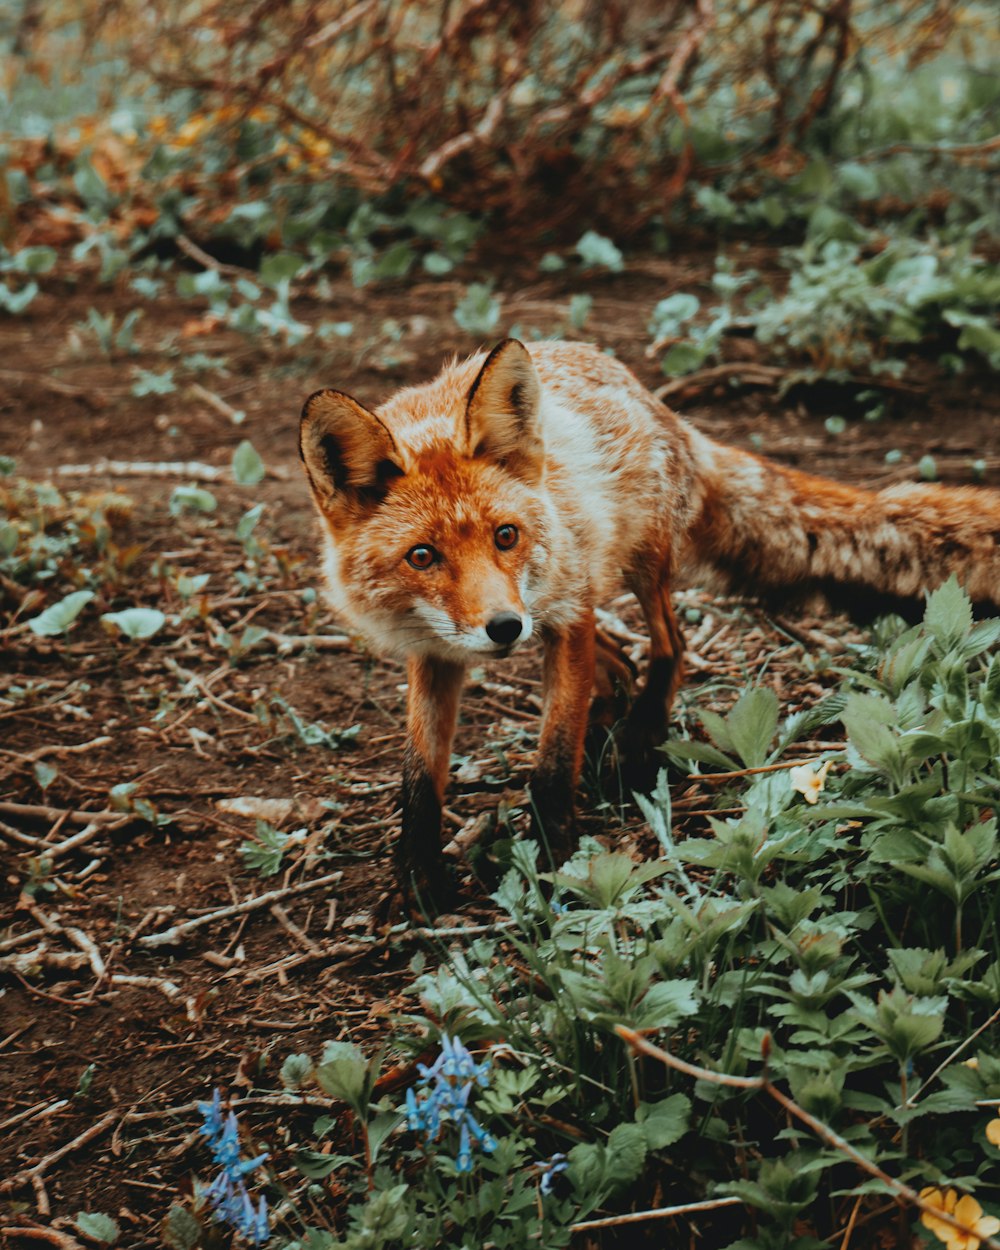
299, 390, 403, 513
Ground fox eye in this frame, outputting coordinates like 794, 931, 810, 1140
495, 524, 519, 551
406, 545, 437, 570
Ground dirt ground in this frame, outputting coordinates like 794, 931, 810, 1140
1, 249, 997, 1246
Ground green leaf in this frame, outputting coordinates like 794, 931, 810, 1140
161, 1205, 202, 1250
101, 608, 166, 640
33, 761, 58, 791
73, 1212, 120, 1244
232, 439, 266, 486
315, 1040, 369, 1113
842, 693, 899, 771
660, 341, 707, 376
637, 1093, 691, 1149
169, 485, 217, 516
260, 251, 306, 287
575, 230, 623, 272
131, 367, 175, 397
13, 246, 57, 274
423, 252, 453, 275
0, 280, 39, 314
924, 575, 973, 647
605, 1122, 647, 1184
454, 282, 501, 334
294, 1148, 356, 1179
632, 978, 699, 1030
280, 1052, 314, 1089
73, 160, 111, 211
28, 590, 94, 637
649, 293, 700, 337
726, 687, 780, 768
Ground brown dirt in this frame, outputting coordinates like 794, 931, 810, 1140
0, 250, 997, 1246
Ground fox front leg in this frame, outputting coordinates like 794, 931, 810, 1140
398, 654, 465, 908
530, 609, 596, 863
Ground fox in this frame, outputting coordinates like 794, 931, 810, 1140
299, 338, 1000, 906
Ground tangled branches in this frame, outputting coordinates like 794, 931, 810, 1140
13, 0, 979, 231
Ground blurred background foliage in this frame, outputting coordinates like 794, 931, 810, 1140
1, 0, 998, 256
0, 1, 998, 385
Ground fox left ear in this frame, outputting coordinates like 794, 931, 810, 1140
300, 389, 403, 517
465, 339, 543, 482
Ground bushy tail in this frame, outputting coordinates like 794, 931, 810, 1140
679, 428, 1000, 618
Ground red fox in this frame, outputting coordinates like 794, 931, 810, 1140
299, 339, 1000, 905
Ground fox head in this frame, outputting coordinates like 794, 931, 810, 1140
300, 340, 555, 662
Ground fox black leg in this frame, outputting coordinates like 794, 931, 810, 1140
398, 654, 465, 912
530, 610, 596, 864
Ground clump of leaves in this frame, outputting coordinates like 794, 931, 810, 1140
231, 582, 1000, 1249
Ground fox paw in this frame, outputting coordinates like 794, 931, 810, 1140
395, 857, 461, 920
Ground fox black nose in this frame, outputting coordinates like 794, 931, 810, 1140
486, 612, 523, 646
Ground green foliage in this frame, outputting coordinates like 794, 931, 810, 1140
232, 438, 266, 486
454, 283, 501, 335
650, 234, 1000, 382
261, 584, 1000, 1248
575, 231, 623, 273
101, 606, 166, 639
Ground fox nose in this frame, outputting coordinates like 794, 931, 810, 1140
486, 612, 523, 646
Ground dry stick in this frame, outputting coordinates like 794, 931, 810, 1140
110, 973, 182, 1001
123, 1092, 337, 1124
615, 1026, 1000, 1250
137, 871, 344, 948
899, 1003, 1000, 1113
0, 800, 124, 827
188, 381, 245, 425
263, 631, 353, 654
55, 459, 225, 481
46, 820, 119, 861
0, 734, 112, 766
0, 817, 49, 850
688, 757, 839, 784
0, 1110, 117, 1198
64, 927, 106, 978
1, 1224, 84, 1249
270, 903, 324, 956
175, 233, 254, 277
0, 1098, 69, 1134
572, 1195, 744, 1233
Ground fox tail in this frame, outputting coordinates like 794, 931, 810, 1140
680, 429, 1000, 618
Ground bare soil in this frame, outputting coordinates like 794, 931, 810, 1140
0, 250, 997, 1246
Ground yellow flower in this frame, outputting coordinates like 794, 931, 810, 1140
789, 759, 832, 805
922, 1185, 959, 1242
920, 1187, 1000, 1250
986, 1116, 1000, 1147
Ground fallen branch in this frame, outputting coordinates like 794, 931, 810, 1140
56, 459, 226, 481
0, 1222, 85, 1249
137, 871, 345, 948
0, 1111, 117, 1199
0, 801, 126, 827
0, 735, 111, 766
572, 1195, 743, 1233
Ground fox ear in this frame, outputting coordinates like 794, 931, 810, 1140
465, 339, 543, 481
300, 389, 403, 513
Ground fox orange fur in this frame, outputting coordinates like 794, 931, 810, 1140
299, 339, 1000, 904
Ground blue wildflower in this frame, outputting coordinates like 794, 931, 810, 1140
536, 1152, 569, 1196
196, 1089, 270, 1246
406, 1034, 497, 1172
